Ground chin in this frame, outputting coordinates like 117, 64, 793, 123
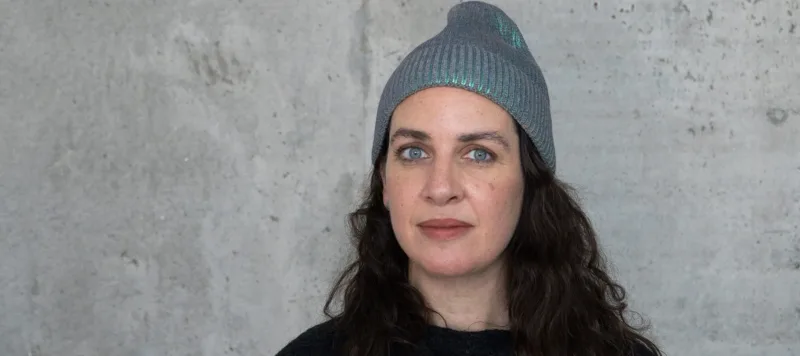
411, 253, 491, 278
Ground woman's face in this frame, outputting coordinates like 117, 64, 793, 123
382, 87, 525, 278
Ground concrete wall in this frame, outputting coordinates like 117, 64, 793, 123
0, 0, 797, 355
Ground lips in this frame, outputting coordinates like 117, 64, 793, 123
418, 218, 473, 240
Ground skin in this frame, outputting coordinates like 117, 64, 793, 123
381, 87, 525, 330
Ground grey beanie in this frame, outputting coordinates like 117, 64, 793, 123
370, 1, 556, 172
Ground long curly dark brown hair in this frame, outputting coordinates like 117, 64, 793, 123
323, 123, 663, 356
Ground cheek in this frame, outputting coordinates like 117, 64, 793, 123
384, 171, 419, 212
475, 177, 523, 224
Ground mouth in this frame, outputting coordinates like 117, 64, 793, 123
417, 218, 474, 240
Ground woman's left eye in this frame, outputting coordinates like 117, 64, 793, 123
465, 148, 493, 162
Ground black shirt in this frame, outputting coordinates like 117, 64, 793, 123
276, 319, 658, 356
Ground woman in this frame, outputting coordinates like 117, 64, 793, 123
277, 1, 663, 355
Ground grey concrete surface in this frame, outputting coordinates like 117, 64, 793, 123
0, 0, 798, 355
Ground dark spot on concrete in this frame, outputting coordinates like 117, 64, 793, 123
753, 15, 767, 27
214, 41, 228, 78
707, 9, 713, 23
676, 297, 687, 310
570, 8, 574, 14
611, 14, 616, 19
269, 215, 280, 222
594, 2, 598, 10
674, 1, 690, 14
766, 108, 789, 126
323, 226, 331, 232
790, 23, 797, 34
191, 58, 201, 75
617, 5, 634, 14
688, 127, 696, 136
685, 71, 698, 81
31, 278, 39, 296
351, 0, 372, 113
283, 172, 290, 178
794, 262, 800, 269
120, 250, 139, 267
328, 74, 333, 81
273, 112, 277, 118
202, 54, 218, 85
277, 28, 282, 33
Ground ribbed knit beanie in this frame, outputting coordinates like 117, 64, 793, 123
370, 1, 556, 172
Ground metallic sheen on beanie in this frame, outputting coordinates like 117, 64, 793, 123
370, 1, 556, 172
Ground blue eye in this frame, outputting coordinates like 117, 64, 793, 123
466, 148, 493, 162
400, 147, 427, 160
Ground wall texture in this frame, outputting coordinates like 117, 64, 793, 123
0, 0, 798, 355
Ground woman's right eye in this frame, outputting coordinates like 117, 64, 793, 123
400, 147, 428, 160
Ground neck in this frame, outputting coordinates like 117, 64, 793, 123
409, 261, 509, 331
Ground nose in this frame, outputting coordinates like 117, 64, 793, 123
421, 157, 464, 206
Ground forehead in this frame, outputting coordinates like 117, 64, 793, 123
390, 87, 515, 134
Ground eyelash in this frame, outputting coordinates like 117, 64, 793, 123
393, 146, 495, 164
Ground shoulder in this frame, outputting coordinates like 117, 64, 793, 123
275, 318, 341, 356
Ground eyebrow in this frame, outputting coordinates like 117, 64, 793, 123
389, 128, 511, 150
